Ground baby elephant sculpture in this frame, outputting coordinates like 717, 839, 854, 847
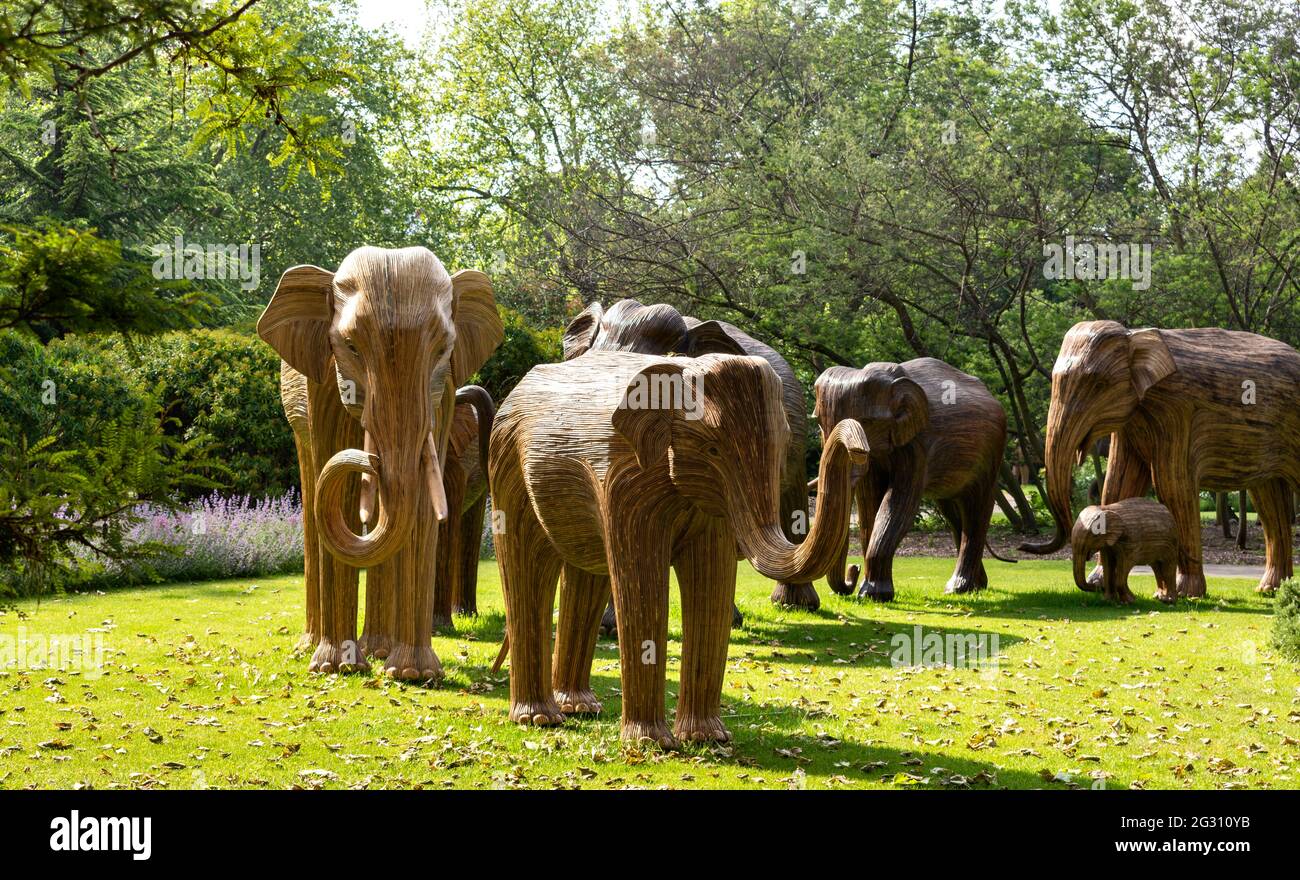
1071, 498, 1178, 604
814, 358, 1011, 601
490, 351, 866, 747
258, 246, 503, 680
430, 385, 494, 628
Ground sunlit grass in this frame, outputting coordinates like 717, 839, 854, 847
1, 557, 1296, 789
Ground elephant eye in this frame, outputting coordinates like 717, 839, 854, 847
344, 338, 361, 358
707, 444, 720, 456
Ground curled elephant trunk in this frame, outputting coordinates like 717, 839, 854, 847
740, 420, 869, 583
1018, 417, 1087, 555
316, 432, 447, 568
1072, 542, 1088, 591
455, 384, 495, 470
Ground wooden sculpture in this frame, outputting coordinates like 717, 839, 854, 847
813, 359, 1010, 601
431, 385, 494, 627
564, 299, 818, 617
258, 246, 503, 679
1020, 321, 1300, 599
490, 351, 867, 747
1071, 498, 1178, 604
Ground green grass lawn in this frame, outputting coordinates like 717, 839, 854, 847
2, 557, 1297, 790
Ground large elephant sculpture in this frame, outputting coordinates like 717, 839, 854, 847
813, 358, 1010, 601
564, 299, 818, 618
1020, 320, 1300, 599
258, 246, 503, 680
489, 350, 867, 747
430, 384, 494, 628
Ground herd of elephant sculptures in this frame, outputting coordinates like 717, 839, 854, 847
256, 245, 1297, 747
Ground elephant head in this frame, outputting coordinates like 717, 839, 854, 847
258, 246, 503, 568
563, 299, 747, 360
1020, 321, 1176, 554
813, 363, 929, 462
1070, 505, 1116, 591
611, 355, 868, 582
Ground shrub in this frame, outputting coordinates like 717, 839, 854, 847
96, 329, 296, 498
474, 306, 562, 404
68, 491, 304, 590
1272, 578, 1300, 662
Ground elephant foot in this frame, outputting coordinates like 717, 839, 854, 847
770, 581, 820, 610
858, 579, 895, 602
1083, 566, 1103, 593
1177, 570, 1208, 599
452, 601, 477, 616
1103, 585, 1136, 605
620, 719, 679, 750
731, 603, 744, 629
431, 613, 453, 633
674, 714, 732, 744
294, 631, 317, 653
358, 632, 391, 660
1256, 572, 1281, 595
597, 602, 618, 639
382, 642, 443, 682
943, 572, 983, 595
510, 698, 566, 727
1154, 589, 1178, 605
845, 564, 861, 593
309, 638, 368, 674
553, 688, 602, 715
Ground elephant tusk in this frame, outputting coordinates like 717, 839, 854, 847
359, 431, 377, 526
424, 431, 449, 523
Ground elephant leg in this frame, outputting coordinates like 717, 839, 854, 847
1251, 479, 1292, 594
432, 463, 467, 631
1151, 446, 1206, 599
945, 481, 993, 594
1152, 556, 1177, 604
498, 488, 566, 726
453, 492, 487, 615
1102, 549, 1135, 605
862, 465, 921, 602
848, 471, 879, 595
1090, 432, 1152, 589
291, 429, 320, 652
769, 472, 819, 610
382, 506, 443, 682
673, 518, 736, 744
551, 564, 609, 715
605, 497, 675, 748
597, 600, 619, 639
308, 380, 367, 674
359, 561, 394, 659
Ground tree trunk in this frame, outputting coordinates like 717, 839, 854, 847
999, 461, 1038, 534
1215, 491, 1231, 538
1236, 489, 1249, 549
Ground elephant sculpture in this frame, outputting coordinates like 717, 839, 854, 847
430, 385, 494, 628
258, 246, 503, 679
1071, 498, 1178, 604
1020, 321, 1300, 599
489, 350, 867, 746
564, 299, 818, 623
813, 358, 1010, 601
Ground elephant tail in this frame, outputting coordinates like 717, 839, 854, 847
491, 634, 509, 674
455, 384, 495, 470
985, 539, 1017, 563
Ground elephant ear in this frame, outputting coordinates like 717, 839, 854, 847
563, 301, 604, 360
450, 270, 505, 388
684, 319, 746, 357
1128, 328, 1176, 400
611, 362, 684, 470
257, 265, 335, 383
889, 376, 930, 447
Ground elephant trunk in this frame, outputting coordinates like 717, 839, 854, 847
316, 381, 447, 568
739, 420, 869, 583
455, 384, 495, 472
1018, 409, 1088, 555
1072, 535, 1089, 591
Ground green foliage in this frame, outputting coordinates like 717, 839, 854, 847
96, 330, 296, 498
473, 305, 562, 404
0, 331, 217, 595
1272, 578, 1300, 663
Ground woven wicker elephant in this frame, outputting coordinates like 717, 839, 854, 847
564, 299, 817, 626
430, 385, 494, 628
1021, 321, 1300, 599
1071, 498, 1177, 604
258, 246, 502, 680
490, 351, 866, 747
